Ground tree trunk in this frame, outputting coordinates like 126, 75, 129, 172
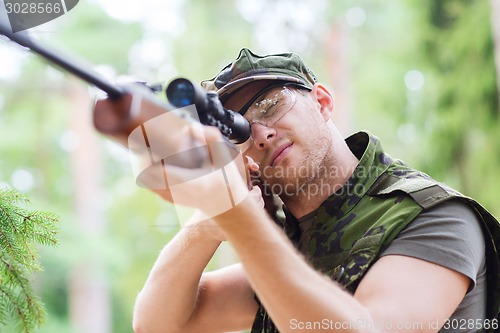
67, 80, 111, 333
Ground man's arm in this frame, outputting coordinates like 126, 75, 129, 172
213, 196, 470, 333
132, 220, 258, 333
355, 255, 469, 332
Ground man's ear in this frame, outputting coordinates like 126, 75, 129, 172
310, 83, 334, 122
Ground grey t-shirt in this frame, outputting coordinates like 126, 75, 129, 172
380, 200, 487, 333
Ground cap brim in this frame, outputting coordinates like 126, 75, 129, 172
217, 75, 306, 101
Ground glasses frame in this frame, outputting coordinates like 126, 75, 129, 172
238, 82, 311, 115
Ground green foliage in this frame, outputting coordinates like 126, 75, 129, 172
1, 0, 499, 332
417, 0, 500, 216
54, 2, 143, 73
346, 0, 500, 217
0, 188, 59, 333
172, 0, 253, 82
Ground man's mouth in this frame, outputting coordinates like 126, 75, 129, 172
270, 142, 293, 167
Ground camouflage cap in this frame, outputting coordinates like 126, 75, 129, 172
201, 48, 318, 103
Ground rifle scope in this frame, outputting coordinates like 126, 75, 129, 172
166, 78, 251, 144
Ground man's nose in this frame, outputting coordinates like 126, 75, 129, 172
251, 123, 277, 150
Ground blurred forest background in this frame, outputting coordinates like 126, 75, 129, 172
0, 0, 499, 332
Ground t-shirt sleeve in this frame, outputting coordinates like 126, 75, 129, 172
380, 199, 486, 290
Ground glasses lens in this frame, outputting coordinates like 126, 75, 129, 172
236, 87, 297, 154
247, 87, 296, 127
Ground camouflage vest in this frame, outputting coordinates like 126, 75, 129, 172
251, 132, 500, 333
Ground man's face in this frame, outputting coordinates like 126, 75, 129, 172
223, 82, 333, 196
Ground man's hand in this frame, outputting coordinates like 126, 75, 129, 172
184, 155, 265, 243
149, 124, 252, 219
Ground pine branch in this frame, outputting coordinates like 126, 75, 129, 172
0, 285, 30, 333
0, 188, 59, 332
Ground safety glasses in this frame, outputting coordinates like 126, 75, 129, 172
237, 86, 299, 153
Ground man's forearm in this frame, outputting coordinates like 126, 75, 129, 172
133, 223, 221, 333
213, 197, 375, 333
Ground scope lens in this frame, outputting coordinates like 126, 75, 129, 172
167, 79, 196, 107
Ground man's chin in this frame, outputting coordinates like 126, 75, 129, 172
260, 177, 299, 197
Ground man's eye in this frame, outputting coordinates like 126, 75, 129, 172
250, 104, 276, 119
258, 107, 276, 119
254, 97, 278, 111
267, 102, 286, 115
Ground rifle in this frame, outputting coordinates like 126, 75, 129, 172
0, 11, 252, 200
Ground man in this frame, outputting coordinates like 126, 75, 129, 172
133, 48, 500, 333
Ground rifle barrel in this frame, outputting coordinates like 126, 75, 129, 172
0, 16, 123, 98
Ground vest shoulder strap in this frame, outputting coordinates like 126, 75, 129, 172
369, 173, 460, 209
